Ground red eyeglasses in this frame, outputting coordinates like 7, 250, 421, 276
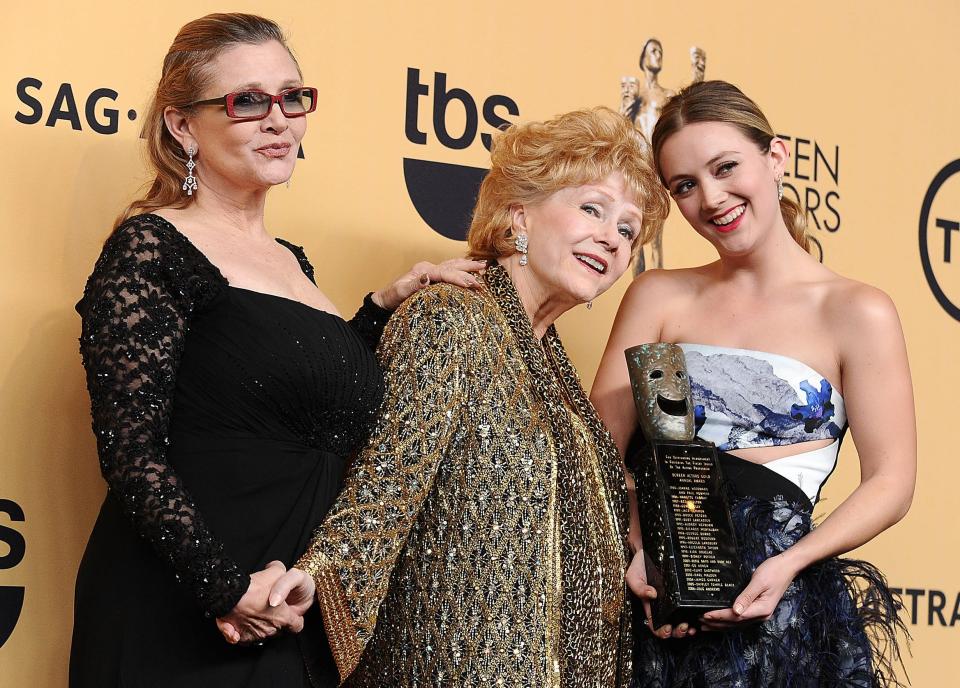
184, 87, 318, 121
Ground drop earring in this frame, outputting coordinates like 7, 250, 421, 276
515, 233, 529, 266
776, 175, 784, 201
183, 145, 198, 196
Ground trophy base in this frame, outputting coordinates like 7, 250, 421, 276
631, 439, 743, 629
650, 600, 726, 629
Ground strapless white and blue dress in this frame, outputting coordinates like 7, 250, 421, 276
631, 344, 905, 688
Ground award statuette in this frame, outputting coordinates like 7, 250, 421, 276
625, 343, 742, 627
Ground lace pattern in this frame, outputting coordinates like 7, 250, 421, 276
77, 214, 390, 617
78, 214, 246, 617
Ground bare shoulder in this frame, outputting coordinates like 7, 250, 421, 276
606, 265, 713, 346
824, 276, 902, 335
821, 276, 905, 369
621, 265, 710, 312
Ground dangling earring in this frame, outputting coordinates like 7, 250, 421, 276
776, 175, 784, 201
182, 145, 198, 196
515, 233, 529, 266
586, 301, 593, 310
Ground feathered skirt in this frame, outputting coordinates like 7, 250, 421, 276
631, 451, 907, 688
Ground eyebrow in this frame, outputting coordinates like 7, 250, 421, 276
231, 79, 303, 91
665, 150, 741, 186
583, 188, 643, 218
589, 189, 617, 202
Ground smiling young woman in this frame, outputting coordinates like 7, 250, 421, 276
591, 81, 913, 688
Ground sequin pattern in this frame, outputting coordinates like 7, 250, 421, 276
298, 264, 632, 686
77, 214, 389, 618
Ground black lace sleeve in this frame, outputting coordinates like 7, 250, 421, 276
276, 238, 392, 349
348, 293, 392, 350
77, 216, 248, 618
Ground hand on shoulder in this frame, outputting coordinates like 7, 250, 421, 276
379, 279, 494, 368
373, 258, 487, 311
390, 277, 487, 320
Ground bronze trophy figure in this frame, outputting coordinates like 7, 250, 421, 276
620, 76, 640, 124
619, 39, 707, 274
633, 39, 675, 155
690, 46, 706, 83
625, 343, 742, 628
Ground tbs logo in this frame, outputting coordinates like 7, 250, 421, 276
403, 68, 519, 240
0, 499, 26, 649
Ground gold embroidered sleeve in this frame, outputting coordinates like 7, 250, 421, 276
297, 285, 472, 682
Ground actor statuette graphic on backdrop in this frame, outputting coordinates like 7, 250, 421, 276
619, 38, 706, 273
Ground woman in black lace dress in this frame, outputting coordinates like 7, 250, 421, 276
70, 13, 482, 687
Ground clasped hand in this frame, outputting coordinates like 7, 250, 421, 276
216, 560, 315, 645
627, 549, 798, 637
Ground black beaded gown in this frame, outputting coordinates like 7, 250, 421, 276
70, 214, 387, 687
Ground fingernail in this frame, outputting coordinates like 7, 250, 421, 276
269, 594, 281, 607
678, 623, 688, 632
734, 604, 744, 615
419, 274, 430, 285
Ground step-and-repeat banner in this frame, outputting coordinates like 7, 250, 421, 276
1, 1, 957, 684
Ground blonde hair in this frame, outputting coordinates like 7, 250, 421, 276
467, 107, 670, 261
651, 80, 810, 252
115, 13, 299, 228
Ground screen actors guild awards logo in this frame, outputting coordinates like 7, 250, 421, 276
619, 39, 706, 274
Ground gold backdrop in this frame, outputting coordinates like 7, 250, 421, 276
1, 1, 957, 685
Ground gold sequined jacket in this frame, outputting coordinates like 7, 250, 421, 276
298, 265, 632, 687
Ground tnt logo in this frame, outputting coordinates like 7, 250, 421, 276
0, 499, 26, 649
403, 68, 519, 240
919, 159, 960, 321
